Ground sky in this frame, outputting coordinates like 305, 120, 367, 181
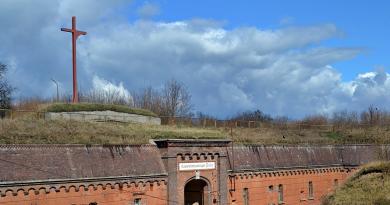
0, 0, 389, 118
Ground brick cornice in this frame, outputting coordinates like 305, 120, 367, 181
228, 166, 358, 179
0, 174, 168, 198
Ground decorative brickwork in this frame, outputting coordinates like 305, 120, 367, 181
0, 179, 168, 205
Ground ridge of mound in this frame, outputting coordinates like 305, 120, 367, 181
45, 103, 157, 117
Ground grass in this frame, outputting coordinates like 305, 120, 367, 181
323, 161, 390, 205
2, 118, 390, 144
0, 119, 224, 144
325, 131, 343, 140
227, 126, 390, 145
44, 103, 157, 117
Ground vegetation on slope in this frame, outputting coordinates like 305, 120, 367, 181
231, 126, 390, 144
2, 118, 390, 144
0, 119, 223, 144
323, 162, 390, 205
45, 103, 157, 117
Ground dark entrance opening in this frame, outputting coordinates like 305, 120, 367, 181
184, 179, 209, 205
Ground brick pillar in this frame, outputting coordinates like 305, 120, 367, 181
167, 155, 178, 205
218, 154, 229, 205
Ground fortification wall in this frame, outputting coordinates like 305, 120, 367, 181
0, 143, 389, 205
0, 144, 168, 205
228, 167, 353, 205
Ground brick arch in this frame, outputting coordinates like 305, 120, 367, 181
184, 176, 212, 205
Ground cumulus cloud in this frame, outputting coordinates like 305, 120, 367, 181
0, 0, 389, 118
91, 75, 133, 105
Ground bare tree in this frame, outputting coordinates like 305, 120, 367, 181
161, 79, 192, 117
299, 114, 328, 129
133, 86, 163, 115
0, 63, 13, 109
360, 105, 380, 126
332, 110, 359, 128
231, 110, 273, 122
79, 88, 134, 106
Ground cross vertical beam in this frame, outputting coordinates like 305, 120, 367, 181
61, 16, 87, 103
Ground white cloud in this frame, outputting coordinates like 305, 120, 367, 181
92, 75, 133, 105
1, 0, 389, 118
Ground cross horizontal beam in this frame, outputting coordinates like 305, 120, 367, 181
60, 28, 72, 32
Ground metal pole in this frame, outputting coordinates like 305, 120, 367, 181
51, 78, 59, 102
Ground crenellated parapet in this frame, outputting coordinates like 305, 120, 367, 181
229, 166, 356, 179
0, 175, 168, 198
177, 152, 221, 160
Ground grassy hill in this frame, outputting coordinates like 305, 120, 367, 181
323, 162, 390, 205
2, 117, 390, 144
0, 119, 223, 144
2, 103, 390, 144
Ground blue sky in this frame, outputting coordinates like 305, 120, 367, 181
1, 0, 390, 118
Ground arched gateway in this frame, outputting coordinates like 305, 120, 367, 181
184, 178, 210, 205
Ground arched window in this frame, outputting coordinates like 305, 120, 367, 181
308, 181, 314, 199
134, 198, 142, 205
278, 184, 284, 204
243, 188, 249, 205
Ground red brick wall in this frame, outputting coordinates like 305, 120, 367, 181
0, 182, 168, 205
228, 168, 354, 205
0, 167, 356, 205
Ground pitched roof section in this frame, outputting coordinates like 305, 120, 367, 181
228, 145, 390, 171
1, 143, 389, 183
0, 145, 166, 183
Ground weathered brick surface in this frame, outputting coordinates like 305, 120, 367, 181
228, 145, 390, 170
0, 144, 166, 182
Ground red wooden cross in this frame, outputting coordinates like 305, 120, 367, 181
61, 16, 87, 103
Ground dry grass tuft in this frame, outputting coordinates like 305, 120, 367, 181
323, 161, 390, 205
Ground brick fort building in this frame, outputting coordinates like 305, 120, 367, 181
1, 139, 389, 205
